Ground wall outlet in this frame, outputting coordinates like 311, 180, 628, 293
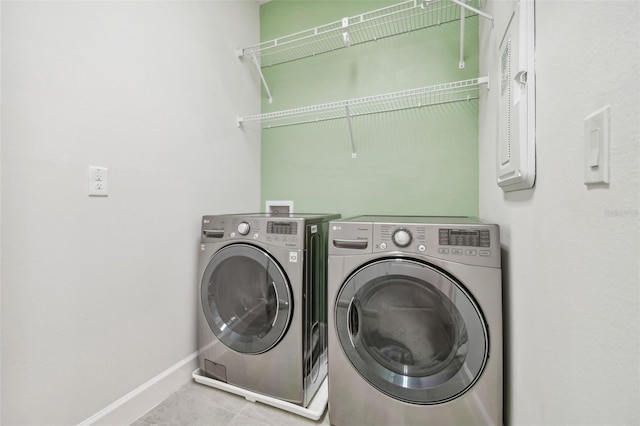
89, 166, 109, 196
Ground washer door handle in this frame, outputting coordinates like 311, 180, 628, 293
347, 297, 360, 347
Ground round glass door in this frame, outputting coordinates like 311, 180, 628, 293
201, 244, 292, 354
335, 258, 488, 404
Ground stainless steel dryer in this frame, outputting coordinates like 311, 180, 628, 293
197, 213, 339, 407
328, 216, 502, 425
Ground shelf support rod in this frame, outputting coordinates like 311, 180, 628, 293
345, 102, 357, 159
450, 0, 494, 24
250, 52, 273, 104
458, 0, 466, 69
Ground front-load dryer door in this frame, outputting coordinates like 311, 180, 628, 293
201, 243, 292, 354
335, 258, 488, 404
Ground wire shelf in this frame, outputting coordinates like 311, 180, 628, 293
240, 0, 485, 67
238, 77, 488, 129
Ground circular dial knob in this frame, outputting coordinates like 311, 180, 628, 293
393, 229, 412, 247
237, 222, 250, 235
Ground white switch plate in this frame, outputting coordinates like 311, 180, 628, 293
89, 166, 109, 196
584, 106, 610, 185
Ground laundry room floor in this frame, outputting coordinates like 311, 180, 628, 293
131, 380, 330, 426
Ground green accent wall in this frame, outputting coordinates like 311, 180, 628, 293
259, 0, 479, 218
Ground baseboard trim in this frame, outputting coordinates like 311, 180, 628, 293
77, 351, 199, 426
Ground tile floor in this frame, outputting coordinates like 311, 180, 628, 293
131, 380, 330, 426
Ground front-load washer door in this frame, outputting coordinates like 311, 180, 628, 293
335, 258, 488, 404
201, 243, 292, 354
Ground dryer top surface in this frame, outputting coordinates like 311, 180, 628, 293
205, 212, 340, 224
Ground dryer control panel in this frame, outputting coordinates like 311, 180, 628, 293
201, 215, 304, 249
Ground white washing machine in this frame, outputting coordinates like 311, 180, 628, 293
197, 213, 339, 407
328, 216, 502, 425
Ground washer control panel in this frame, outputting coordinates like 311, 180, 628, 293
328, 217, 500, 268
374, 223, 498, 267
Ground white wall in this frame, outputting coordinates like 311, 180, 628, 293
480, 1, 639, 425
0, 3, 3, 423
1, 1, 261, 425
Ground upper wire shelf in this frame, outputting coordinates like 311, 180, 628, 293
239, 0, 486, 68
238, 77, 488, 129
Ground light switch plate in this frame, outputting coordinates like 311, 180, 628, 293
584, 106, 610, 185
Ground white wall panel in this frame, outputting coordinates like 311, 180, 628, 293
479, 1, 639, 424
0, 2, 260, 424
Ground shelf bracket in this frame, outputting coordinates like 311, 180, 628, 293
450, 0, 494, 25
478, 74, 490, 90
459, 0, 466, 69
342, 17, 350, 48
455, 0, 494, 69
249, 52, 273, 104
345, 102, 357, 159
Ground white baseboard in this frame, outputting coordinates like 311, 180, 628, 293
77, 351, 199, 426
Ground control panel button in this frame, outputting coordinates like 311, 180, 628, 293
380, 242, 387, 250
451, 248, 464, 255
438, 248, 449, 254
418, 244, 426, 252
393, 229, 412, 247
466, 249, 477, 256
237, 222, 250, 235
479, 250, 491, 257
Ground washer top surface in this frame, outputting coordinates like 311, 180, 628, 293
333, 215, 492, 226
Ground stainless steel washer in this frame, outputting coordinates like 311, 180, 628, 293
328, 216, 502, 425
197, 213, 339, 407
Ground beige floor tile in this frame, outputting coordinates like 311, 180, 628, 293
132, 381, 328, 426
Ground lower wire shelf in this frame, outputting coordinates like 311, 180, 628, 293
192, 368, 328, 421
237, 76, 488, 130
237, 76, 488, 158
